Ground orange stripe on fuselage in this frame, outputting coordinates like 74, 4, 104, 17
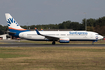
60, 39, 69, 40
9, 27, 26, 30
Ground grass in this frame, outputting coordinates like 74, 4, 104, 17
0, 48, 27, 58
0, 42, 8, 44
0, 47, 105, 70
0, 53, 26, 58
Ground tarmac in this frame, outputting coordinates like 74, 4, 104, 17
0, 40, 105, 47
0, 44, 105, 47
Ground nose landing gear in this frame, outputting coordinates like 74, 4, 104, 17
92, 40, 97, 45
92, 41, 94, 45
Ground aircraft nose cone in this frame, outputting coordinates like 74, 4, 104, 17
101, 36, 104, 39
100, 35, 103, 39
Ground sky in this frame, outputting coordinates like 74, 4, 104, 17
0, 0, 105, 26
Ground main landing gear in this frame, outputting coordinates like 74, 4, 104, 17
52, 40, 55, 45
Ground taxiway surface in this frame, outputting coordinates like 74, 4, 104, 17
0, 40, 105, 47
0, 44, 105, 47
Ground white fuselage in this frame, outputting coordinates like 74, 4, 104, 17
19, 31, 103, 41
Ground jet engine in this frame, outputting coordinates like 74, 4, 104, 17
59, 38, 69, 43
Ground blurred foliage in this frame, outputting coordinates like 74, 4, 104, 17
1, 16, 105, 35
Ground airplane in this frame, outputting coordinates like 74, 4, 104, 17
5, 13, 103, 45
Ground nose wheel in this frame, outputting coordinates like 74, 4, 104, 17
92, 41, 94, 45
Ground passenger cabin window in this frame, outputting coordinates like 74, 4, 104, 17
27, 34, 37, 36
61, 34, 66, 36
46, 34, 59, 36
96, 34, 99, 35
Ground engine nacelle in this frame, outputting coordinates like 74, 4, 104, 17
59, 38, 69, 43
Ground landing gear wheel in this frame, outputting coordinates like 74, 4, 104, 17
52, 41, 55, 45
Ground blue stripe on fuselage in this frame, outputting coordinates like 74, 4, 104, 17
9, 29, 30, 38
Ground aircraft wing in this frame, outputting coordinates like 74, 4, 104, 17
7, 31, 16, 34
35, 29, 59, 40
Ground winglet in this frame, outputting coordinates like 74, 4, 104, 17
35, 28, 41, 35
